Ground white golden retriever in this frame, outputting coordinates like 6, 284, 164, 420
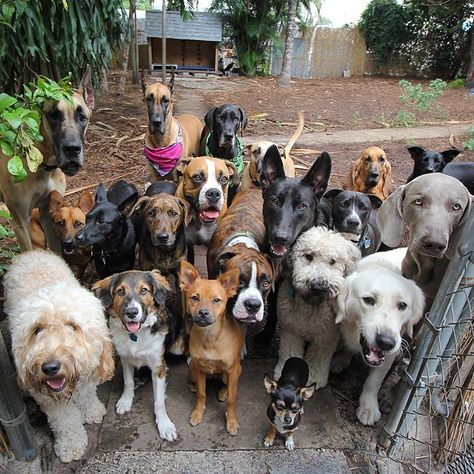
335, 254, 425, 425
4, 251, 114, 463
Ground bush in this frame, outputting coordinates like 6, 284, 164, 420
399, 78, 447, 111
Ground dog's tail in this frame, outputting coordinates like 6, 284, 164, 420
284, 111, 304, 157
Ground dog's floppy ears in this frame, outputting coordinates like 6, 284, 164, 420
77, 191, 94, 214
218, 267, 240, 298
403, 283, 426, 339
225, 160, 240, 186
263, 373, 277, 393
323, 189, 343, 202
406, 146, 425, 161
445, 194, 473, 259
298, 383, 316, 401
176, 196, 192, 225
344, 246, 362, 277
78, 64, 95, 110
260, 144, 286, 192
367, 194, 383, 210
176, 157, 192, 177
48, 190, 66, 214
215, 248, 239, 274
130, 196, 150, 216
92, 274, 121, 309
238, 106, 248, 135
243, 144, 252, 158
94, 338, 115, 384
148, 270, 171, 307
118, 192, 139, 217
382, 160, 393, 199
441, 148, 461, 164
302, 151, 331, 201
178, 260, 201, 291
204, 107, 217, 130
95, 183, 107, 203
377, 185, 406, 247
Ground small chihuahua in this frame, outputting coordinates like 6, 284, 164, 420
263, 357, 316, 451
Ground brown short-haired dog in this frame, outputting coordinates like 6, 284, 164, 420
178, 261, 243, 435
133, 193, 190, 275
29, 190, 93, 278
343, 146, 393, 201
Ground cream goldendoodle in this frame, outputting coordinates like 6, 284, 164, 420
274, 227, 361, 388
4, 251, 115, 463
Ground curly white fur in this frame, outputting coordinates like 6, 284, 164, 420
275, 227, 361, 388
4, 251, 114, 463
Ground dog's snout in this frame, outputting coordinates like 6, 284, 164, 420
205, 188, 221, 202
273, 232, 290, 245
125, 307, 139, 320
42, 360, 61, 376
157, 233, 169, 242
421, 236, 447, 254
198, 309, 209, 318
375, 334, 396, 351
244, 298, 261, 313
152, 118, 162, 128
62, 142, 82, 157
284, 415, 292, 425
346, 217, 359, 228
310, 281, 329, 294
223, 133, 234, 141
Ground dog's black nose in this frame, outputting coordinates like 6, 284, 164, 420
346, 217, 359, 228
284, 416, 292, 424
223, 133, 234, 141
244, 298, 261, 313
125, 307, 139, 320
158, 233, 169, 242
273, 232, 290, 245
42, 360, 61, 376
421, 236, 446, 253
62, 143, 82, 156
205, 188, 221, 202
198, 309, 209, 319
375, 334, 396, 351
369, 172, 379, 179
310, 281, 329, 294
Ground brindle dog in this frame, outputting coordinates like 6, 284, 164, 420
0, 67, 94, 252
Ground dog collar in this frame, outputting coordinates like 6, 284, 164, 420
144, 124, 183, 177
40, 162, 58, 172
224, 232, 259, 251
357, 231, 372, 250
204, 132, 245, 177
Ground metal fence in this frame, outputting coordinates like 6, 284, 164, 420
379, 211, 474, 473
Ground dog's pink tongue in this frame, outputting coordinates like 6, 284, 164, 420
126, 322, 141, 333
368, 349, 381, 364
46, 377, 65, 390
201, 209, 219, 220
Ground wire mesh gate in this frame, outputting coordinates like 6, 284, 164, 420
379, 211, 474, 473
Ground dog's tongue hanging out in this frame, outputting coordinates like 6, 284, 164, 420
200, 209, 219, 221
46, 377, 66, 391
126, 322, 141, 333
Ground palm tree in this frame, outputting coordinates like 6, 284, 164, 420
278, 0, 298, 87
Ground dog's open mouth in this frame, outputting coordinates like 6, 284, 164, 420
199, 208, 220, 223
270, 244, 288, 258
360, 335, 385, 367
46, 377, 66, 392
125, 321, 141, 333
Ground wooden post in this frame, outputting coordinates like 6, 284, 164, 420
214, 44, 219, 72
147, 37, 153, 70
162, 0, 167, 84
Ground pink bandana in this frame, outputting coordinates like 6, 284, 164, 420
144, 126, 183, 177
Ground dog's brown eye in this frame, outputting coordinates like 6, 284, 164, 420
379, 156, 385, 163
262, 280, 271, 289
296, 202, 306, 210
169, 210, 178, 217
140, 287, 148, 295
193, 174, 203, 183
276, 402, 285, 410
73, 220, 83, 228
453, 203, 462, 211
220, 176, 228, 184
117, 288, 125, 296
329, 259, 336, 265
414, 198, 423, 206
148, 210, 157, 218
398, 302, 407, 311
68, 323, 78, 331
363, 296, 376, 306
57, 219, 66, 227
305, 254, 313, 262
292, 407, 300, 413
270, 196, 279, 206
214, 297, 221, 304
191, 294, 200, 302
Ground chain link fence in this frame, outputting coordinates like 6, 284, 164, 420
379, 211, 474, 473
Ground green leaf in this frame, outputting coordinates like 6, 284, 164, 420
3, 110, 22, 129
7, 155, 25, 176
0, 140, 13, 155
0, 93, 16, 111
26, 145, 43, 172
0, 210, 11, 219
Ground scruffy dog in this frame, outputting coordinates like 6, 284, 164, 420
4, 251, 114, 463
274, 227, 361, 388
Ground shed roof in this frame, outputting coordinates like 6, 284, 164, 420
145, 11, 223, 42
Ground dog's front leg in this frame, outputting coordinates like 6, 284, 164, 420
189, 363, 206, 427
306, 334, 340, 389
151, 364, 177, 442
116, 359, 135, 414
274, 331, 305, 380
357, 352, 396, 425
225, 364, 242, 435
75, 380, 107, 424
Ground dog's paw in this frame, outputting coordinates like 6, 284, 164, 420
285, 436, 295, 451
217, 387, 227, 402
116, 394, 133, 415
54, 431, 87, 463
189, 382, 196, 393
157, 416, 177, 442
83, 401, 107, 424
356, 401, 381, 426
226, 417, 240, 436
189, 409, 203, 427
264, 435, 274, 447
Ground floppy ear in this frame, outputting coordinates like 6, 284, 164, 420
260, 144, 286, 192
176, 157, 192, 176
445, 195, 473, 259
404, 283, 426, 339
344, 245, 361, 277
179, 261, 201, 290
176, 196, 192, 225
264, 373, 277, 393
92, 274, 120, 309
335, 274, 355, 324
299, 383, 316, 401
218, 267, 240, 298
204, 107, 217, 130
93, 337, 115, 384
406, 146, 425, 161
367, 194, 383, 210
76, 191, 94, 214
148, 270, 171, 306
168, 70, 175, 94
118, 192, 139, 217
131, 196, 150, 216
238, 106, 248, 133
78, 64, 94, 110
377, 185, 406, 247
381, 160, 393, 199
225, 160, 240, 186
95, 183, 107, 203
215, 248, 239, 274
323, 188, 343, 202
441, 148, 461, 164
301, 151, 331, 201
243, 144, 252, 158
345, 159, 361, 189
48, 190, 66, 214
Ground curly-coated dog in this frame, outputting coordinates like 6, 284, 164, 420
4, 251, 114, 463
335, 254, 425, 425
274, 227, 361, 388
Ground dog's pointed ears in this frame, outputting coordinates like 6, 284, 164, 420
218, 267, 240, 298
204, 107, 217, 130
147, 270, 171, 307
92, 274, 120, 309
76, 191, 94, 214
441, 148, 461, 164
78, 64, 95, 110
263, 373, 277, 393
406, 145, 426, 160
178, 260, 201, 290
377, 185, 406, 247
95, 183, 107, 203
323, 188, 343, 202
298, 383, 316, 401
302, 151, 331, 201
48, 190, 66, 214
261, 144, 286, 192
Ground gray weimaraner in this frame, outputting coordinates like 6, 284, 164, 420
377, 173, 472, 303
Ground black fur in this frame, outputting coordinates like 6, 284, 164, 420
442, 162, 474, 194
406, 145, 460, 182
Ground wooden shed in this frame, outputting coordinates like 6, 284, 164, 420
144, 11, 223, 73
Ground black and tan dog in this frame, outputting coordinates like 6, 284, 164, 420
133, 192, 190, 275
0, 67, 94, 251
207, 189, 273, 324
143, 74, 203, 181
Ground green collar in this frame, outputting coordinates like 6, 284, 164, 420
204, 133, 245, 176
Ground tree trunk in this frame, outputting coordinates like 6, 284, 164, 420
130, 0, 139, 85
278, 0, 298, 88
466, 25, 474, 88
118, 7, 134, 95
